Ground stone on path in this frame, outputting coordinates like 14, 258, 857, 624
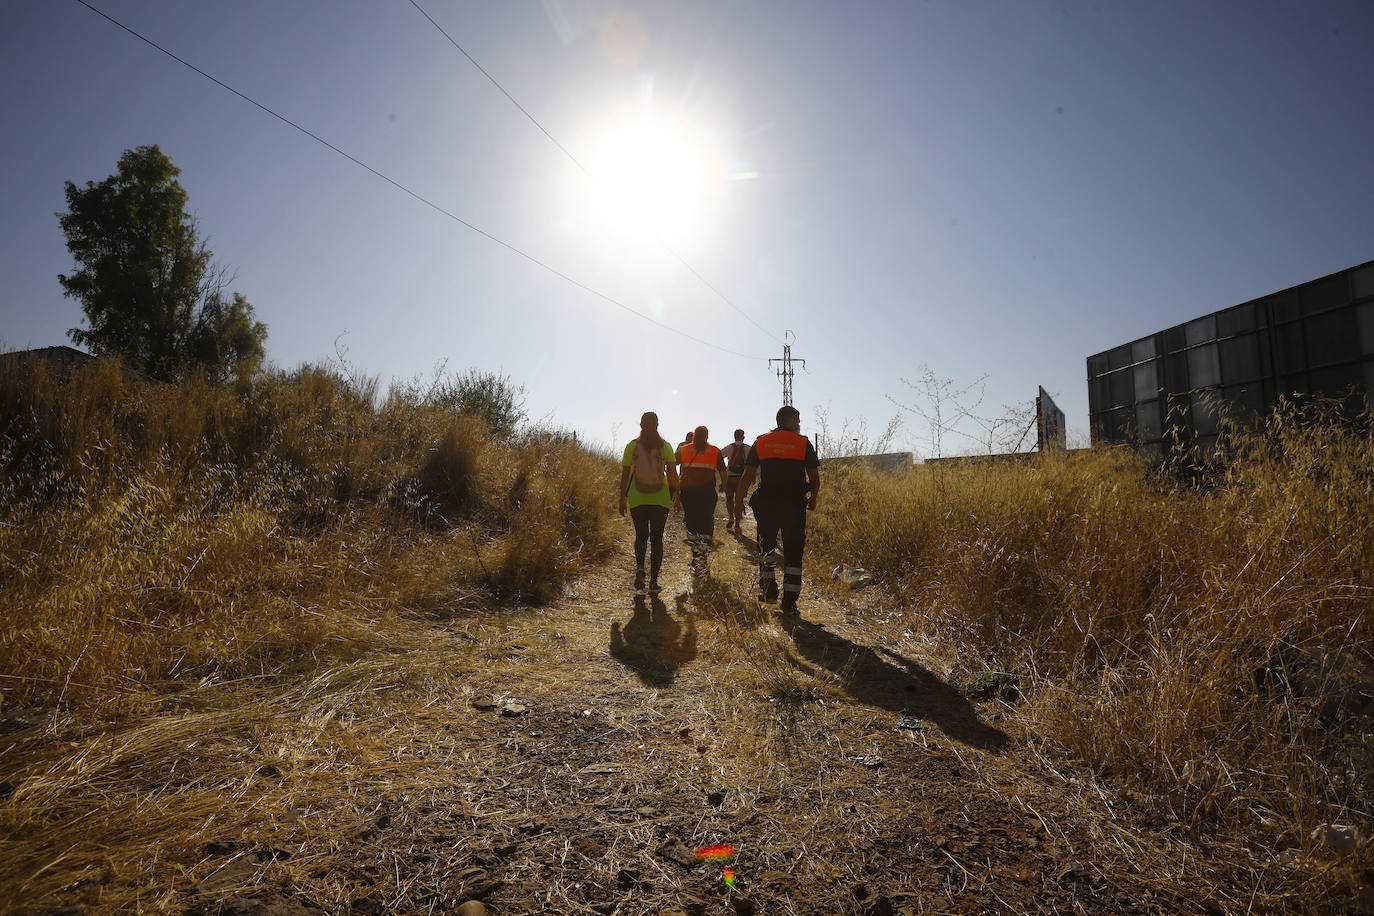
1310, 823, 1363, 854
655, 836, 700, 868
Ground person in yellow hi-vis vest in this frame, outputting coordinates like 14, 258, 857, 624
619, 411, 681, 595
677, 424, 728, 575
733, 406, 820, 617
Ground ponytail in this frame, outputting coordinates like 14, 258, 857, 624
638, 411, 664, 452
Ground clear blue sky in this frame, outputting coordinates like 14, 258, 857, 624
4, 1, 1373, 457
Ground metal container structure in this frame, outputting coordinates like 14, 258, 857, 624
1087, 259, 1374, 456
1037, 386, 1066, 453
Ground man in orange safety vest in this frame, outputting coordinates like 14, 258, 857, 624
733, 405, 820, 617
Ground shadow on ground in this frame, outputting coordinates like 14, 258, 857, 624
727, 527, 758, 558
685, 570, 770, 629
609, 595, 697, 686
781, 616, 1009, 752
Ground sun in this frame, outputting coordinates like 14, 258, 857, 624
576, 104, 727, 247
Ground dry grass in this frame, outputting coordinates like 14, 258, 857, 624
0, 359, 618, 715
3, 363, 1372, 913
0, 501, 1368, 913
809, 403, 1374, 866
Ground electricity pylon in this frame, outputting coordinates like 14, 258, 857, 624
769, 330, 806, 406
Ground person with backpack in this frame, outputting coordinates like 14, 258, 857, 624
677, 425, 728, 575
720, 428, 749, 533
619, 411, 681, 594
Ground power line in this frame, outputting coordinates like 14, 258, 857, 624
405, 0, 591, 182
70, 0, 764, 361
406, 0, 783, 346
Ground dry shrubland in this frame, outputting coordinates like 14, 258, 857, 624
810, 405, 1374, 850
0, 358, 618, 715
4, 360, 1373, 912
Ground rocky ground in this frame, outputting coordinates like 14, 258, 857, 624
3, 508, 1367, 914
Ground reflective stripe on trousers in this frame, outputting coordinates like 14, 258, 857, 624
753, 498, 807, 596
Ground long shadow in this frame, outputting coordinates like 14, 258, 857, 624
687, 570, 769, 630
727, 526, 758, 558
781, 617, 1009, 752
609, 595, 698, 687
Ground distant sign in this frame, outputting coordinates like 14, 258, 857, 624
1037, 386, 1066, 453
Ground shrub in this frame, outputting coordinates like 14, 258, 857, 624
394, 364, 527, 440
0, 359, 615, 712
811, 403, 1374, 840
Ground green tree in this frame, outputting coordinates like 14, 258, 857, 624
187, 291, 268, 381
58, 145, 266, 381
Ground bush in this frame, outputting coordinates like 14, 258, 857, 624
394, 364, 527, 439
0, 359, 615, 712
412, 416, 485, 525
811, 403, 1374, 841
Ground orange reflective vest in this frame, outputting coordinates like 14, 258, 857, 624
752, 429, 809, 462
679, 442, 721, 470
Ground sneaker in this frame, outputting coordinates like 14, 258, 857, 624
779, 599, 799, 618
759, 580, 779, 604
648, 580, 663, 596
634, 569, 645, 592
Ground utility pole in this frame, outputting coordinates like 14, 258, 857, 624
769, 330, 806, 406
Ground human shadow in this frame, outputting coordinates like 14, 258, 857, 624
687, 570, 769, 630
781, 617, 1009, 752
610, 595, 698, 687
728, 526, 758, 558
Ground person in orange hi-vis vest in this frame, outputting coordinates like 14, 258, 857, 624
732, 405, 820, 617
678, 425, 728, 575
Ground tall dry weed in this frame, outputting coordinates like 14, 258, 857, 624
812, 405, 1374, 844
0, 360, 616, 713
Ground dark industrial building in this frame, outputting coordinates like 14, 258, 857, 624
0, 345, 95, 377
1087, 259, 1374, 455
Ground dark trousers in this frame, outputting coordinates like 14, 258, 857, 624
630, 505, 669, 581
752, 495, 807, 605
680, 485, 717, 557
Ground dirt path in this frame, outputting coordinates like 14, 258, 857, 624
7, 507, 1276, 914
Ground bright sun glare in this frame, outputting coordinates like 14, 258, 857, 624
578, 107, 727, 247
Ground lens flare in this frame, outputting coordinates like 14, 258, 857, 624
694, 843, 736, 862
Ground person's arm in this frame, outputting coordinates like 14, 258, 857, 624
716, 454, 728, 492
666, 459, 681, 513
735, 467, 756, 517
804, 441, 821, 510
618, 466, 631, 516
